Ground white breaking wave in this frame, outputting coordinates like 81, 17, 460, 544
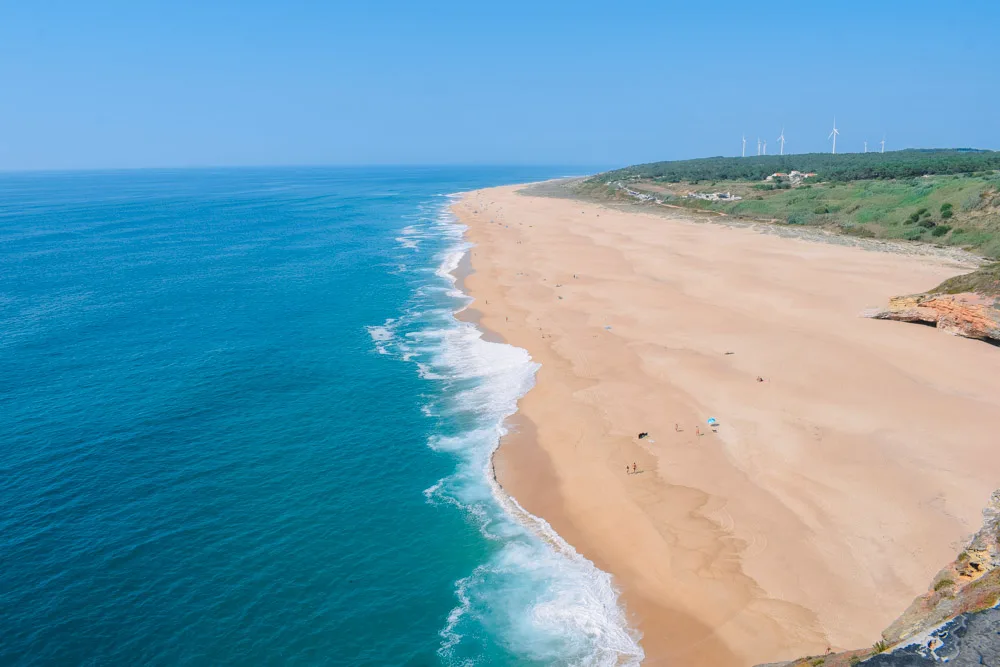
367, 198, 643, 666
365, 318, 397, 355
396, 223, 433, 250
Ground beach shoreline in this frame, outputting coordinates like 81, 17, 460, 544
446, 202, 647, 664
451, 216, 714, 664
451, 182, 1000, 666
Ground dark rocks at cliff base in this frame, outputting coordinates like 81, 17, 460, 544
865, 608, 1000, 666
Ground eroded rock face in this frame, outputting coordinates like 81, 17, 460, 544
864, 292, 1000, 342
757, 492, 1000, 667
866, 609, 1000, 667
881, 490, 1000, 646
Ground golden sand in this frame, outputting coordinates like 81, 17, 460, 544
454, 184, 1000, 666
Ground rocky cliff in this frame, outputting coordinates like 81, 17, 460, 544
865, 609, 999, 666
879, 491, 1000, 647
864, 292, 1000, 342
863, 263, 1000, 343
762, 492, 1000, 667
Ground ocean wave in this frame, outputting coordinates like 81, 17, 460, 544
367, 200, 643, 666
364, 318, 396, 355
396, 224, 427, 250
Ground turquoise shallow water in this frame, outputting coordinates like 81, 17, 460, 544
0, 167, 642, 666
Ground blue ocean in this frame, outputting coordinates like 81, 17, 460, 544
0, 167, 642, 666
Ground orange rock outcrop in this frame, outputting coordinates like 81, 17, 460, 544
865, 292, 1000, 342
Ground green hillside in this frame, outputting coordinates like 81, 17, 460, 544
579, 151, 1000, 258
598, 149, 1000, 183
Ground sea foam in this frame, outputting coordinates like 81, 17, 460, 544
368, 200, 643, 665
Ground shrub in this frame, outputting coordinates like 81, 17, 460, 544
934, 578, 954, 590
907, 212, 920, 224
931, 225, 951, 237
903, 229, 924, 241
787, 212, 807, 225
872, 639, 889, 654
942, 208, 953, 219
941, 202, 954, 212
916, 207, 928, 216
811, 659, 826, 666
919, 218, 937, 229
962, 189, 986, 211
842, 224, 875, 238
814, 205, 829, 214
849, 658, 861, 667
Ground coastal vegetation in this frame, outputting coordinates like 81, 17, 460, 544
598, 149, 1000, 183
931, 262, 1000, 295
579, 155, 1000, 258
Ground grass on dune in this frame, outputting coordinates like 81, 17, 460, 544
600, 172, 1000, 259
932, 262, 1000, 295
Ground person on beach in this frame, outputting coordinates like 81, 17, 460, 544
632, 462, 637, 474
695, 426, 701, 436
675, 423, 679, 432
625, 464, 630, 475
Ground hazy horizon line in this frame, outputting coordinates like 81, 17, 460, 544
3, 146, 997, 176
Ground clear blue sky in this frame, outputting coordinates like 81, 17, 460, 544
3, 0, 997, 170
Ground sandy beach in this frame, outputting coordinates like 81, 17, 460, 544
453, 183, 1000, 666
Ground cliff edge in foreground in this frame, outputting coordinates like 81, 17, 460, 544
764, 492, 1000, 667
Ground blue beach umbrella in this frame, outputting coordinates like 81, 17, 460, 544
707, 417, 718, 426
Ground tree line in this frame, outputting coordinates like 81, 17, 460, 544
596, 149, 1000, 183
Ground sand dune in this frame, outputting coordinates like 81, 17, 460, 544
454, 184, 1000, 666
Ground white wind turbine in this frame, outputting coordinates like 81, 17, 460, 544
864, 139, 868, 153
880, 135, 886, 153
828, 118, 840, 154
757, 137, 762, 156
777, 127, 786, 155
742, 134, 747, 157
762, 139, 767, 155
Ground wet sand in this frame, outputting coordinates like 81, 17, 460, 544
453, 183, 1000, 666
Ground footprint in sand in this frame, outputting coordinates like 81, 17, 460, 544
743, 531, 769, 559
